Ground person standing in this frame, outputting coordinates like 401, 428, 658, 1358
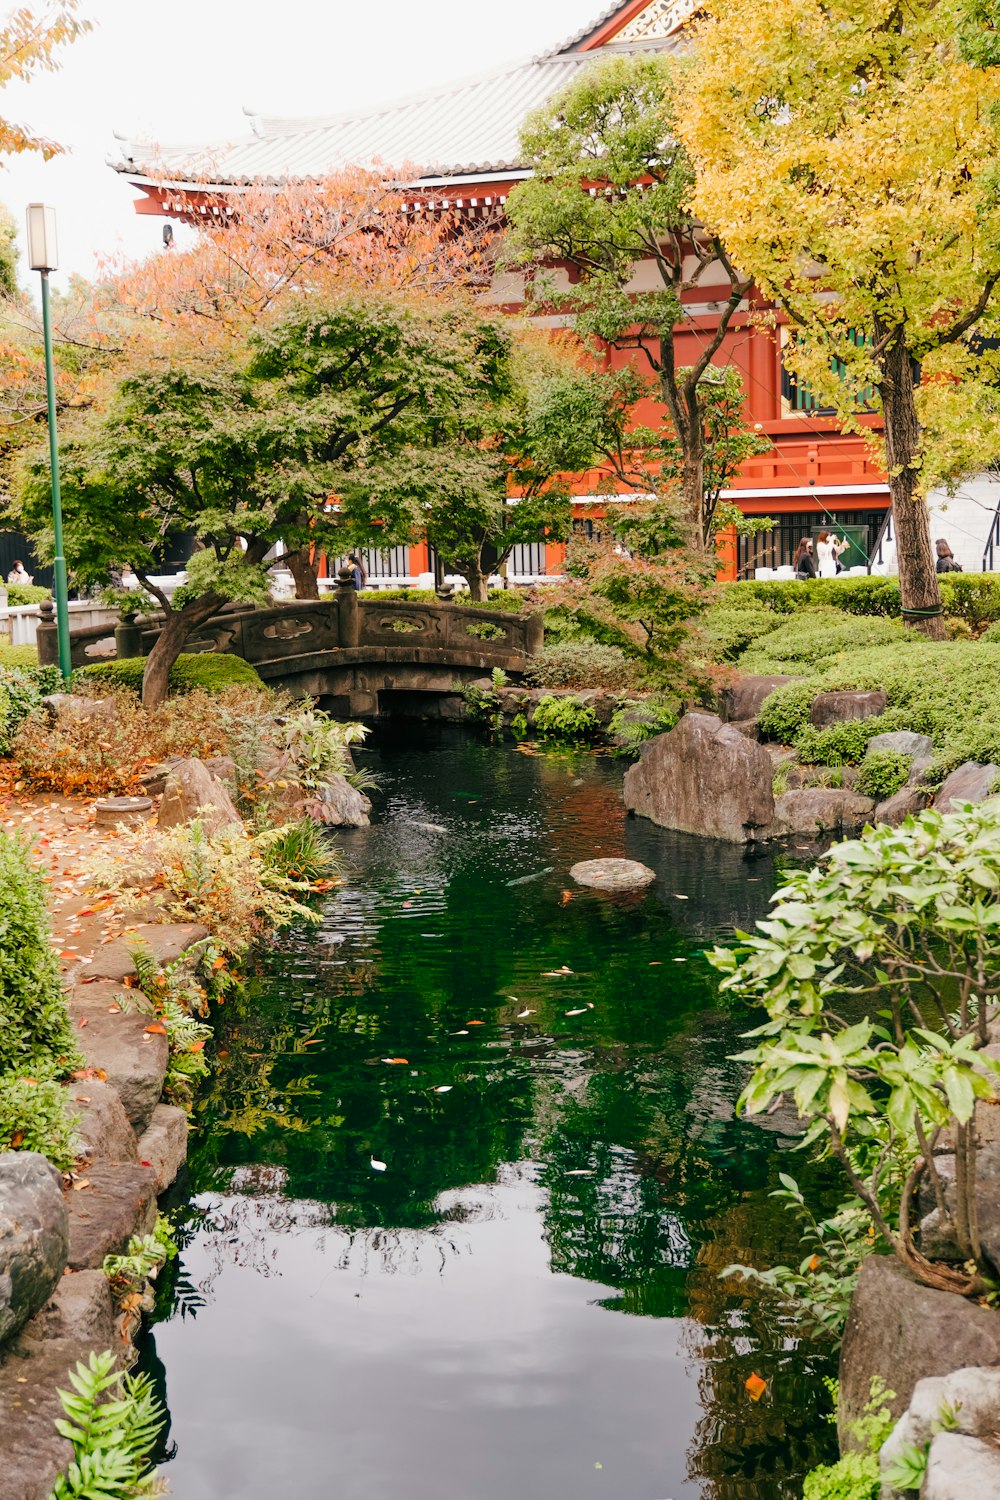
347, 551, 367, 591
6, 560, 32, 586
935, 538, 963, 573
793, 537, 817, 579
815, 530, 848, 579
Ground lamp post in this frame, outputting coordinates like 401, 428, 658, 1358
25, 203, 71, 681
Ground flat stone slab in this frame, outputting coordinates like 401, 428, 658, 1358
136, 1105, 188, 1193
66, 1161, 158, 1271
570, 858, 656, 892
0, 1271, 117, 1500
84, 922, 209, 982
69, 1079, 138, 1167
772, 788, 875, 837
934, 762, 1000, 812
68, 996, 168, 1133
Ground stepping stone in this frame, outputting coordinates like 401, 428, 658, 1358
66, 1161, 158, 1271
68, 992, 168, 1133
136, 1105, 188, 1193
84, 922, 209, 983
570, 858, 656, 892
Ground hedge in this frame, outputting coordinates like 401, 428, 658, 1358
728, 574, 1000, 627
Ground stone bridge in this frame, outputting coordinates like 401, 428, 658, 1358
39, 583, 544, 717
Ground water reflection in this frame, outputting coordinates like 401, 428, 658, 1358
150, 732, 834, 1499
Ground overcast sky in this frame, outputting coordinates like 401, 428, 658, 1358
1, 0, 591, 289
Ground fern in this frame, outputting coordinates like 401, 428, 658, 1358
48, 1350, 168, 1499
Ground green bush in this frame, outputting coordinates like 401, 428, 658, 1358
756, 681, 817, 742
802, 1451, 880, 1500
0, 833, 79, 1076
532, 693, 599, 741
0, 663, 63, 753
738, 608, 908, 674
0, 642, 39, 668
5, 583, 49, 607
0, 1075, 78, 1170
795, 714, 906, 768
527, 640, 636, 690
79, 652, 264, 695
698, 603, 785, 661
726, 574, 1000, 628
856, 750, 912, 800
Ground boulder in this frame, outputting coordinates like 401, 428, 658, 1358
0, 1155, 68, 1347
875, 787, 930, 826
157, 757, 242, 835
916, 1143, 1000, 1277
771, 788, 875, 837
135, 1105, 188, 1193
66, 1161, 158, 1271
922, 1433, 1000, 1498
69, 1080, 137, 1166
809, 690, 887, 727
934, 762, 1000, 812
69, 990, 169, 1132
139, 756, 184, 796
838, 1255, 1000, 1448
203, 754, 237, 788
623, 712, 774, 844
317, 773, 371, 827
0, 1271, 118, 1500
569, 858, 656, 892
865, 729, 935, 787
720, 674, 801, 725
39, 693, 111, 724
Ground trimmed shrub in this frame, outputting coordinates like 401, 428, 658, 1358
795, 714, 906, 768
526, 640, 636, 690
0, 1076, 78, 1170
738, 608, 908, 673
0, 642, 39, 668
856, 751, 912, 800
755, 681, 817, 743
5, 583, 49, 607
698, 604, 785, 661
79, 652, 264, 695
727, 574, 1000, 627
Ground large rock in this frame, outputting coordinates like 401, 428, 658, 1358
157, 757, 242, 835
771, 788, 875, 837
866, 729, 935, 787
623, 712, 774, 843
66, 1161, 158, 1271
917, 1143, 1000, 1276
721, 674, 801, 725
934, 762, 1000, 812
0, 1155, 68, 1347
69, 1080, 137, 1166
809, 690, 887, 727
318, 773, 371, 827
0, 1271, 117, 1500
69, 987, 169, 1132
136, 1105, 188, 1193
83, 923, 210, 983
875, 787, 930, 826
838, 1255, 1000, 1448
922, 1433, 1000, 1498
569, 858, 656, 892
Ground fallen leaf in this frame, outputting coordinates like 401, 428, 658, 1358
72, 1179, 92, 1191
143, 1021, 167, 1036
10, 1130, 24, 1148
745, 1373, 767, 1402
77, 1017, 89, 1028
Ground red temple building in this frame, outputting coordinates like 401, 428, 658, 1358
110, 1, 998, 582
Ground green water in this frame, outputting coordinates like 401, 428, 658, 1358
148, 730, 837, 1500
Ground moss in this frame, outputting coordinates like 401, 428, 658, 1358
79, 653, 265, 695
0, 642, 39, 668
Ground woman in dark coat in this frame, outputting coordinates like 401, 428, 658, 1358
793, 537, 817, 579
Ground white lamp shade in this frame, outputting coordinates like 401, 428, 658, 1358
25, 203, 58, 271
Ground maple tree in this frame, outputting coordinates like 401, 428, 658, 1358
678, 0, 1000, 638
0, 1, 89, 159
506, 51, 757, 548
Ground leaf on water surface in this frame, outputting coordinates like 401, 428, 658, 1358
370, 1158, 387, 1172
466, 1021, 485, 1026
565, 1169, 594, 1176
561, 891, 573, 905
745, 1373, 767, 1402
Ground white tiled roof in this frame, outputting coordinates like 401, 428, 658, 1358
111, 39, 680, 188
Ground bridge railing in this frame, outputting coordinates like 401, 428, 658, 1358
37, 581, 543, 672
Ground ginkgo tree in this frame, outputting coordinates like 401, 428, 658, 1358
678, 0, 1000, 637
0, 2, 89, 159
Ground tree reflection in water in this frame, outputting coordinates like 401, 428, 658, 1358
154, 734, 837, 1497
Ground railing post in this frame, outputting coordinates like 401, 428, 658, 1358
36, 596, 59, 667
114, 617, 142, 660
526, 612, 544, 656
336, 566, 359, 648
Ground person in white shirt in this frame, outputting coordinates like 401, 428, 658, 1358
6, 560, 32, 586
815, 530, 848, 578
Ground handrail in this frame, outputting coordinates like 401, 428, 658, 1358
983, 502, 1000, 572
870, 507, 894, 572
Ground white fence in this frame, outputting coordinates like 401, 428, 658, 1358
0, 601, 120, 648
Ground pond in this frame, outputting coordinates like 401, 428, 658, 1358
146, 729, 837, 1500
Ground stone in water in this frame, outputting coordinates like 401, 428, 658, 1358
570, 858, 656, 892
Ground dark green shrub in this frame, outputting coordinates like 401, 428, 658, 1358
699, 604, 784, 661
0, 642, 39, 668
756, 681, 816, 743
532, 694, 599, 741
795, 714, 905, 767
729, 574, 1000, 628
527, 640, 636, 690
0, 833, 79, 1076
360, 588, 435, 602
856, 750, 912, 800
0, 663, 63, 754
5, 583, 49, 607
0, 1075, 78, 1169
79, 652, 264, 695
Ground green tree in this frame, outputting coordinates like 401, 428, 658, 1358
678, 0, 1000, 638
506, 52, 757, 547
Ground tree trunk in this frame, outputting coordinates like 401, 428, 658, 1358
660, 368, 707, 544
141, 595, 224, 709
284, 547, 320, 600
877, 329, 946, 640
466, 570, 489, 603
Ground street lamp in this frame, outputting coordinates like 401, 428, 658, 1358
25, 203, 71, 681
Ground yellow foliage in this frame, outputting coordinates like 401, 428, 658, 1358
0, 3, 91, 159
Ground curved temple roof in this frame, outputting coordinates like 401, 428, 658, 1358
110, 1, 694, 193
